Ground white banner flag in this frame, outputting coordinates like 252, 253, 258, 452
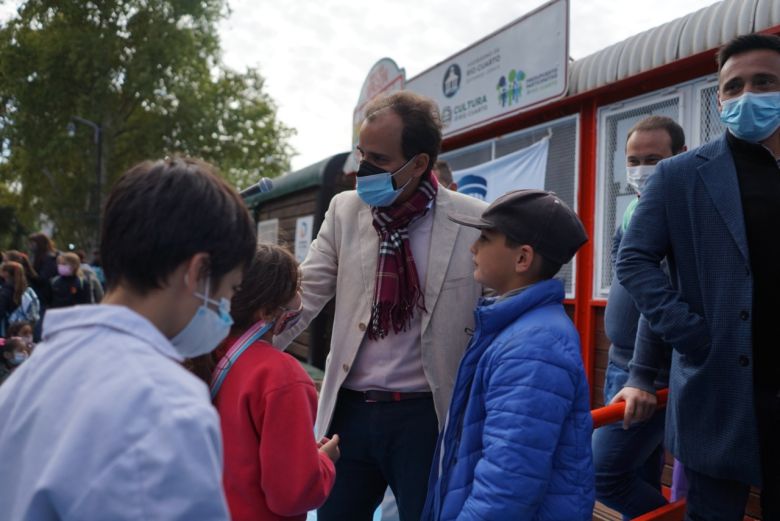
455, 136, 549, 202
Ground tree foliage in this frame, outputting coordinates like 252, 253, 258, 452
0, 0, 294, 248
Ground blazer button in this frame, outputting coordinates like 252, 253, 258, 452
739, 355, 750, 367
740, 310, 749, 321
358, 322, 367, 332
342, 363, 351, 373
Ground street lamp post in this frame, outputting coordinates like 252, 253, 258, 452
67, 116, 103, 247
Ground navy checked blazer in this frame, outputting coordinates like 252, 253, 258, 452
616, 133, 761, 486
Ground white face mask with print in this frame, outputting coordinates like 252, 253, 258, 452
170, 275, 233, 358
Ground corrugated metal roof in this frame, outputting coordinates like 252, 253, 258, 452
569, 0, 780, 95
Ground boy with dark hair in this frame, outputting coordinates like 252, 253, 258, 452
0, 157, 256, 520
422, 189, 594, 521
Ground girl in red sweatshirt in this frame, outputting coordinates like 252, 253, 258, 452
209, 244, 339, 521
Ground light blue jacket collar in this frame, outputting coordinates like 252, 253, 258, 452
42, 304, 182, 361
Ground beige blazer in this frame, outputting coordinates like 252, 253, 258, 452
276, 188, 487, 439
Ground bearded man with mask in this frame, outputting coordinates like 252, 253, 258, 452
275, 91, 486, 521
617, 33, 780, 521
0, 158, 256, 520
593, 115, 686, 520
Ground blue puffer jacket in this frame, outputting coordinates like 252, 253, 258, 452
423, 279, 594, 521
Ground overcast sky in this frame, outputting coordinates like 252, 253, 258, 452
218, 0, 719, 171
0, 0, 721, 171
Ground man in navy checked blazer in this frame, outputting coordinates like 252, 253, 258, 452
616, 33, 780, 521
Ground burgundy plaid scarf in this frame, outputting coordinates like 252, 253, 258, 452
368, 174, 438, 340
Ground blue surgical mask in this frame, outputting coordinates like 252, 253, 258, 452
10, 352, 27, 365
720, 91, 780, 143
171, 275, 234, 358
356, 156, 416, 207
626, 165, 656, 194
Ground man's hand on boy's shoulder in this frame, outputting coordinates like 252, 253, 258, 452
609, 386, 657, 429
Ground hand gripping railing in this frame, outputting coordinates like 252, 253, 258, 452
590, 389, 688, 521
590, 389, 759, 521
591, 388, 669, 429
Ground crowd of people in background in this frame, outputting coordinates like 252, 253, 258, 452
0, 235, 105, 385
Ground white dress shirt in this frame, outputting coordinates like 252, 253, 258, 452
0, 304, 229, 520
343, 206, 434, 392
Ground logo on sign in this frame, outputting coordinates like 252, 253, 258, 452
441, 106, 453, 127
458, 174, 488, 201
496, 69, 526, 107
442, 64, 461, 98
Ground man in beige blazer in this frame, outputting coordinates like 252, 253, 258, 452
276, 91, 486, 521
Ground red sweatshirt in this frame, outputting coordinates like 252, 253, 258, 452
213, 338, 335, 521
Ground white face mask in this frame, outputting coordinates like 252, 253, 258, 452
170, 275, 233, 358
626, 165, 657, 194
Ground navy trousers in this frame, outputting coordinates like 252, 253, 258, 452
592, 362, 667, 520
684, 386, 779, 521
317, 390, 439, 521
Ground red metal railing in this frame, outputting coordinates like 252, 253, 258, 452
591, 388, 669, 429
590, 389, 685, 520
591, 389, 760, 521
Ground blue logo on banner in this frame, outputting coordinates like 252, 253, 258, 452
458, 174, 488, 200
442, 64, 461, 98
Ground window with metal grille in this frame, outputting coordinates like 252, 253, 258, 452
594, 73, 726, 298
594, 96, 681, 298
439, 141, 493, 170
440, 114, 579, 297
696, 81, 726, 146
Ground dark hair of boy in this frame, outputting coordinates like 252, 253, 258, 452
626, 115, 686, 155
229, 243, 300, 330
100, 157, 256, 293
1, 261, 28, 308
717, 33, 780, 70
364, 90, 442, 175
503, 236, 562, 280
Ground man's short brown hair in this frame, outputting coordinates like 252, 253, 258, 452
626, 116, 686, 155
364, 91, 442, 174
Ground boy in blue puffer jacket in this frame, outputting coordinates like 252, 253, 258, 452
422, 189, 595, 521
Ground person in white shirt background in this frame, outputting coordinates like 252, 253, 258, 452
0, 157, 256, 520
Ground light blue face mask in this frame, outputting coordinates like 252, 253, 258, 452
10, 352, 27, 366
356, 156, 416, 207
720, 91, 780, 143
171, 275, 234, 358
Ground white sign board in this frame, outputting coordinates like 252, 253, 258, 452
344, 58, 406, 173
294, 215, 314, 263
455, 136, 549, 202
257, 218, 279, 245
406, 0, 568, 138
